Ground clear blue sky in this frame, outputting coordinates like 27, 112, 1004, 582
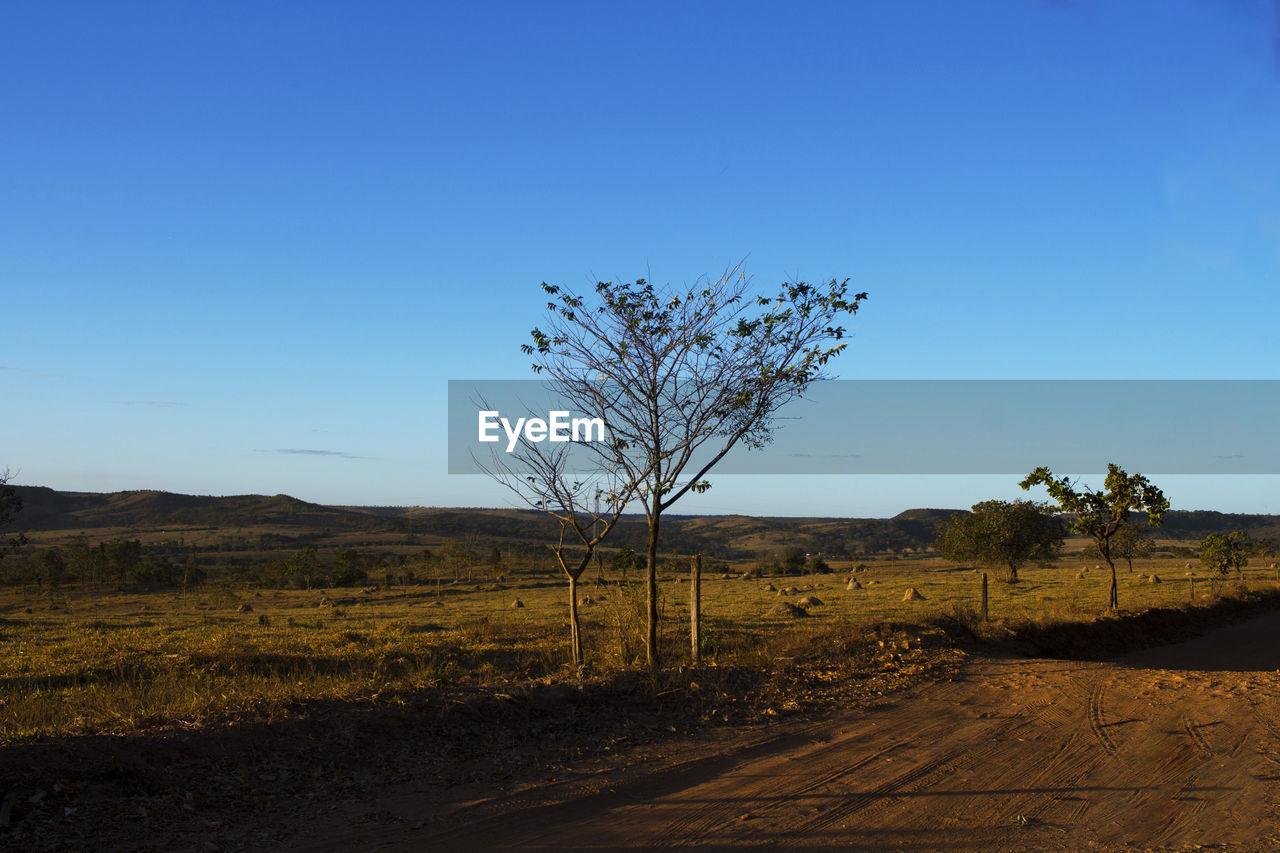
3, 0, 1279, 516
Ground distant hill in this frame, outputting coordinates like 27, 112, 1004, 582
6, 486, 1278, 560
892, 508, 960, 523
1143, 510, 1280, 542
10, 486, 401, 534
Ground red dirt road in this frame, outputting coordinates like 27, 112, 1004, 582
289, 613, 1280, 852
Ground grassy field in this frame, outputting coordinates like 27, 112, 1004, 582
3, 543, 1276, 743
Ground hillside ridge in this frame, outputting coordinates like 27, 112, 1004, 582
6, 486, 1278, 555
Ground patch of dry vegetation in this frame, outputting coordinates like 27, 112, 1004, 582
2, 548, 1275, 742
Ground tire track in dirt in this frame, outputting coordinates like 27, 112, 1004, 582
995, 670, 1231, 848
1248, 696, 1280, 748
642, 736, 907, 847
1089, 673, 1213, 844
1146, 727, 1212, 843
793, 746, 973, 834
421, 725, 824, 848
644, 670, 1067, 847
791, 676, 1068, 837
1182, 716, 1216, 757
947, 664, 1116, 834
1087, 678, 1119, 757
1001, 715, 1097, 827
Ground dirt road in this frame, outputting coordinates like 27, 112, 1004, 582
289, 612, 1280, 852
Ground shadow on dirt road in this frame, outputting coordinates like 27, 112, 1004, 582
289, 606, 1280, 852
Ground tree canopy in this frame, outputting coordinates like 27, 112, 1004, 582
934, 499, 1064, 583
1021, 463, 1169, 609
1199, 530, 1253, 576
511, 266, 867, 667
0, 471, 26, 560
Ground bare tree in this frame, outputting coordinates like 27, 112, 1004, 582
0, 469, 27, 560
480, 427, 646, 666
511, 265, 866, 667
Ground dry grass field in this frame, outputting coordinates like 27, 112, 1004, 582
4, 543, 1274, 743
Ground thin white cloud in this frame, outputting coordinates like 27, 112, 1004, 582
256, 448, 373, 460
116, 400, 188, 408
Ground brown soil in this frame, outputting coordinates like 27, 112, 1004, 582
7, 604, 1280, 852
287, 613, 1280, 852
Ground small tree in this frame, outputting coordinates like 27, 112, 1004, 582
437, 540, 473, 584
1107, 523, 1154, 573
515, 266, 866, 667
1021, 463, 1169, 609
934, 500, 1064, 583
481, 436, 641, 666
0, 470, 26, 559
805, 556, 831, 574
64, 536, 104, 583
101, 538, 143, 587
1199, 530, 1253, 577
781, 547, 807, 574
284, 547, 321, 590
332, 549, 369, 587
609, 547, 643, 579
33, 548, 67, 589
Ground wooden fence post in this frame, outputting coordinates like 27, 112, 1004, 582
691, 554, 702, 664
981, 572, 989, 622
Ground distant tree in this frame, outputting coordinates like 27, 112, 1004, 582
332, 548, 369, 586
935, 500, 1064, 583
64, 536, 104, 582
1021, 464, 1169, 609
33, 548, 67, 589
284, 547, 321, 590
609, 547, 644, 578
0, 470, 26, 559
379, 556, 403, 588
1105, 523, 1155, 573
180, 561, 206, 592
437, 541, 474, 584
331, 565, 368, 587
101, 538, 143, 586
781, 547, 807, 573
805, 556, 831, 574
1199, 530, 1253, 577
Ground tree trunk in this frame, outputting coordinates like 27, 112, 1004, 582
690, 554, 702, 665
646, 511, 661, 670
1099, 538, 1118, 610
568, 572, 581, 666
